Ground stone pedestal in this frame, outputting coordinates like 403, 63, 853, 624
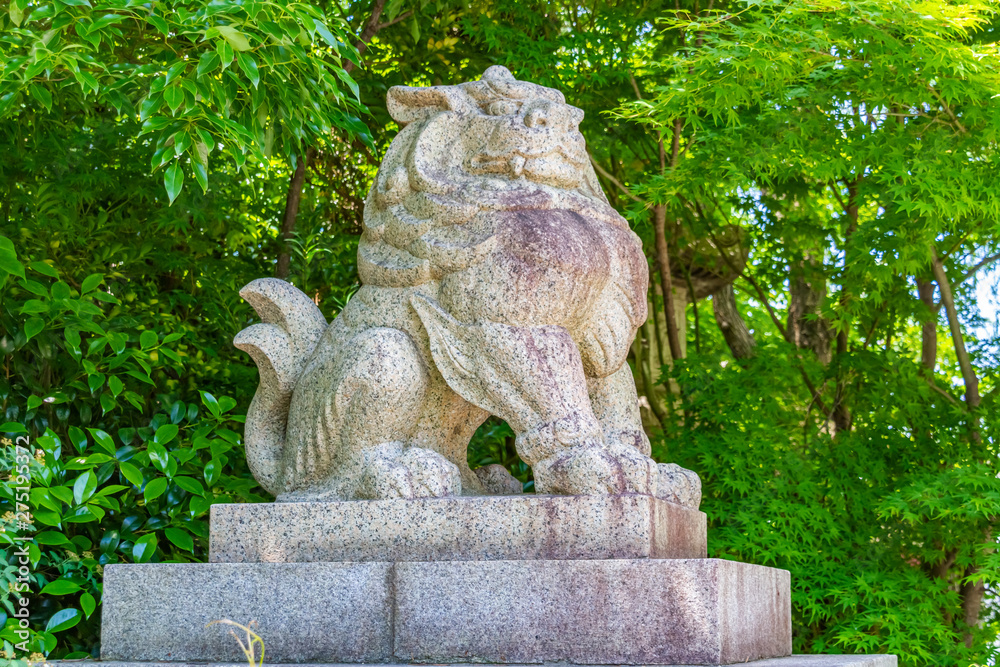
394, 559, 789, 665
60, 659, 897, 667
93, 495, 894, 666
101, 563, 392, 663
209, 494, 707, 563
100, 558, 788, 665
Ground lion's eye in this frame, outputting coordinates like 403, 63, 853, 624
486, 100, 518, 116
524, 109, 547, 128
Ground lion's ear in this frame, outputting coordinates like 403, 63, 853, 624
387, 85, 476, 126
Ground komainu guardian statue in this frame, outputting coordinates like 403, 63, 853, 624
235, 66, 700, 506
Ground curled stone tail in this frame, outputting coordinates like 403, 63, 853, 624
234, 278, 327, 495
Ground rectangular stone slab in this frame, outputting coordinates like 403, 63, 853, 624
394, 558, 792, 665
98, 558, 788, 665
100, 562, 392, 663
209, 494, 706, 563
52, 656, 897, 667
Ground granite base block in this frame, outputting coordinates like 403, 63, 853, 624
50, 656, 897, 667
395, 558, 791, 665
99, 562, 392, 663
209, 494, 707, 563
100, 558, 789, 665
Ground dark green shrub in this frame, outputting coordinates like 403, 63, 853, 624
0, 237, 264, 661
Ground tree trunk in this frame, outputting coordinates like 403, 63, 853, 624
917, 278, 938, 372
633, 325, 667, 427
713, 283, 756, 359
833, 180, 859, 433
931, 249, 985, 645
961, 563, 986, 647
654, 204, 683, 362
680, 261, 701, 354
274, 0, 389, 276
931, 250, 981, 410
275, 148, 313, 279
787, 256, 832, 364
653, 118, 685, 365
651, 277, 667, 368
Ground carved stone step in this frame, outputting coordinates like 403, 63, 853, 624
100, 558, 790, 665
209, 494, 706, 564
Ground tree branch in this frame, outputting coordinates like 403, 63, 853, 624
344, 0, 389, 75
275, 147, 315, 279
375, 9, 413, 31
926, 84, 967, 134
931, 247, 981, 411
961, 251, 1000, 284
276, 0, 389, 276
589, 154, 646, 205
712, 283, 756, 359
654, 204, 684, 362
694, 196, 830, 414
628, 71, 644, 101
925, 377, 961, 406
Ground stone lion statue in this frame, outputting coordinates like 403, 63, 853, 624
235, 66, 700, 507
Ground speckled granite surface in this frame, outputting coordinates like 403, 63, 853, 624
209, 494, 706, 563
233, 66, 702, 504
48, 655, 897, 666
100, 563, 392, 663
99, 558, 793, 665
393, 559, 791, 665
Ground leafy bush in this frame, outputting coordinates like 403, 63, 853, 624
0, 0, 376, 658
656, 342, 1000, 666
1, 0, 369, 202
0, 237, 263, 661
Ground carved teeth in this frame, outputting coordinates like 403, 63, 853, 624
510, 154, 526, 177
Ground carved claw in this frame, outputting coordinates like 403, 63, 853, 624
533, 440, 657, 496
656, 463, 702, 510
358, 446, 461, 500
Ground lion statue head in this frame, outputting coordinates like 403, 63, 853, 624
359, 66, 626, 288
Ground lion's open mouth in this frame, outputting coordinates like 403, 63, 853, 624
469, 144, 587, 178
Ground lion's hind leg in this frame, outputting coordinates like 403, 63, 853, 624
283, 326, 461, 500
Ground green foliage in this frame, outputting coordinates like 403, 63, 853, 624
2, 0, 999, 664
0, 0, 371, 201
618, 0, 1000, 263
657, 341, 999, 665
0, 1, 379, 658
0, 237, 264, 659
467, 417, 533, 491
610, 1, 1000, 663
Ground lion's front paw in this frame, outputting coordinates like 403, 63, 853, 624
359, 446, 461, 499
533, 441, 657, 496
474, 464, 524, 495
403, 447, 462, 497
655, 463, 701, 509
